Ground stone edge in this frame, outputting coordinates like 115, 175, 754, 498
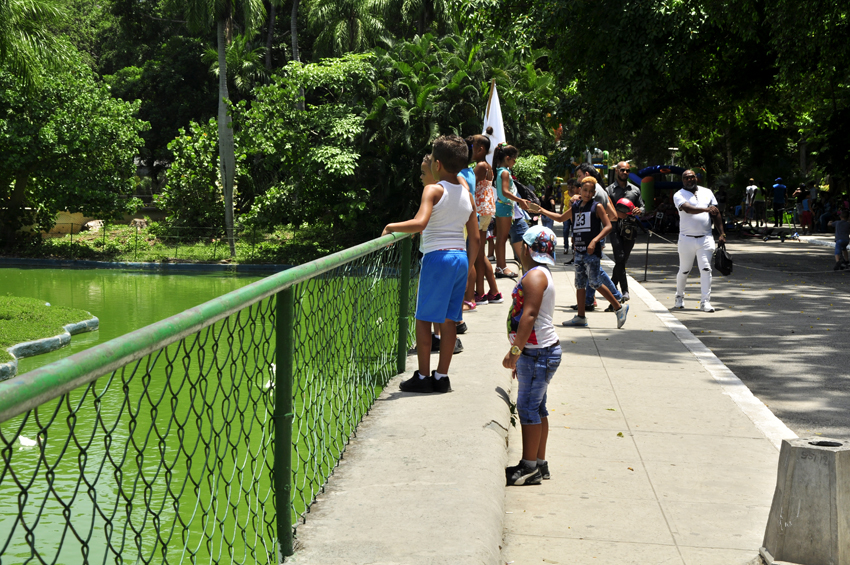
0, 315, 99, 381
0, 257, 291, 273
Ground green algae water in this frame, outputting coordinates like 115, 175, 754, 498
0, 267, 263, 375
0, 267, 268, 564
0, 265, 405, 563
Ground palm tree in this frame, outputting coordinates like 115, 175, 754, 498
168, 0, 265, 257
385, 0, 453, 36
308, 0, 388, 57
204, 29, 268, 96
0, 0, 68, 90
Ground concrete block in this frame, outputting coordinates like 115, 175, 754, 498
761, 437, 850, 565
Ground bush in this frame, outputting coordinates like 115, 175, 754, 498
514, 155, 548, 189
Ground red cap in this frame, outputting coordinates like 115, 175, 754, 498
615, 198, 636, 214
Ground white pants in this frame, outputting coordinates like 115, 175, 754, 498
676, 234, 715, 304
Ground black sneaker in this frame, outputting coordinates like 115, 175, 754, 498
456, 321, 468, 335
430, 334, 441, 352
569, 300, 597, 311
539, 461, 550, 480
432, 374, 452, 393
604, 304, 616, 313
399, 371, 434, 393
506, 461, 542, 486
454, 338, 463, 354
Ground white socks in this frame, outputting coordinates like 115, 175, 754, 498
434, 372, 447, 381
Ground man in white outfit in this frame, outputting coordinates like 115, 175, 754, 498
673, 170, 726, 312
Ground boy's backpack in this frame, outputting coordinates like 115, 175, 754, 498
514, 180, 542, 208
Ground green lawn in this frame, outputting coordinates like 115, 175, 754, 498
0, 296, 94, 363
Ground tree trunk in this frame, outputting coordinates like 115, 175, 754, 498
291, 0, 305, 111
217, 19, 237, 257
1, 173, 29, 247
265, 2, 276, 71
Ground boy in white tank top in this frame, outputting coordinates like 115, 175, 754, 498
502, 225, 562, 485
382, 135, 479, 394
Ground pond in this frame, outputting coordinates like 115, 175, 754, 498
0, 267, 263, 374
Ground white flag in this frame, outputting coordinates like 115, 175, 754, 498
482, 80, 505, 166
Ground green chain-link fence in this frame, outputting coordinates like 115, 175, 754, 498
0, 233, 418, 564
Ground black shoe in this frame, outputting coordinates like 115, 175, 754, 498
432, 335, 463, 353
506, 461, 542, 486
456, 321, 467, 335
604, 304, 616, 312
399, 371, 434, 393
569, 300, 597, 310
432, 374, 452, 393
835, 262, 842, 271
563, 258, 574, 265
539, 461, 550, 480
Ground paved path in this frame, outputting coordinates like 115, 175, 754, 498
290, 247, 797, 565
635, 232, 850, 438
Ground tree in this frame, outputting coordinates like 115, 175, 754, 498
167, 0, 266, 256
0, 55, 148, 246
0, 0, 69, 90
307, 0, 388, 57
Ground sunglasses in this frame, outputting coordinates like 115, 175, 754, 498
618, 168, 630, 172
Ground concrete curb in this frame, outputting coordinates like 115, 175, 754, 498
1, 315, 99, 381
798, 235, 848, 250
0, 257, 292, 273
625, 273, 798, 450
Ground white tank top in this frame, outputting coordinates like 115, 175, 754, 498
420, 180, 474, 254
507, 265, 558, 349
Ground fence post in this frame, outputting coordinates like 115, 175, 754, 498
275, 287, 295, 559
396, 237, 412, 374
135, 224, 139, 261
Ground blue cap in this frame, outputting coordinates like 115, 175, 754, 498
522, 225, 557, 265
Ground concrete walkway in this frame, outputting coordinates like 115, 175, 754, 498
289, 254, 797, 565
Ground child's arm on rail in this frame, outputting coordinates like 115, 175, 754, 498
382, 184, 442, 236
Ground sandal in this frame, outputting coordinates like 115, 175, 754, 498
495, 267, 518, 279
462, 300, 477, 312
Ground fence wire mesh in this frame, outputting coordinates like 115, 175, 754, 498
0, 236, 418, 564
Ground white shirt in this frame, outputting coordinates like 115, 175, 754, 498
420, 181, 473, 254
673, 186, 717, 236
745, 185, 758, 205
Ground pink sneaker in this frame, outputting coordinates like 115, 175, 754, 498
484, 291, 504, 304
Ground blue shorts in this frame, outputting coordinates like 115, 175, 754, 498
509, 218, 529, 244
836, 240, 849, 255
496, 201, 513, 218
516, 344, 562, 425
574, 251, 603, 290
415, 250, 468, 323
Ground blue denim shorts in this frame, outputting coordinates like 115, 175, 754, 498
516, 343, 562, 425
574, 251, 602, 290
836, 240, 849, 256
509, 218, 529, 244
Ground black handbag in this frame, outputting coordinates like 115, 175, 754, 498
714, 242, 733, 276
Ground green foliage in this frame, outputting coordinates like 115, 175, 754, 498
105, 35, 218, 163
159, 118, 246, 233
513, 155, 547, 188
238, 54, 371, 231
308, 0, 388, 57
0, 296, 93, 363
0, 50, 149, 245
0, 0, 70, 90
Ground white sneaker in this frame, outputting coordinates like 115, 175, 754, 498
673, 297, 684, 309
700, 302, 715, 312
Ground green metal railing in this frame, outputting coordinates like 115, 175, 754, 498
0, 233, 417, 564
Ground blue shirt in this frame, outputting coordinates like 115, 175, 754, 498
772, 184, 787, 203
459, 168, 476, 198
